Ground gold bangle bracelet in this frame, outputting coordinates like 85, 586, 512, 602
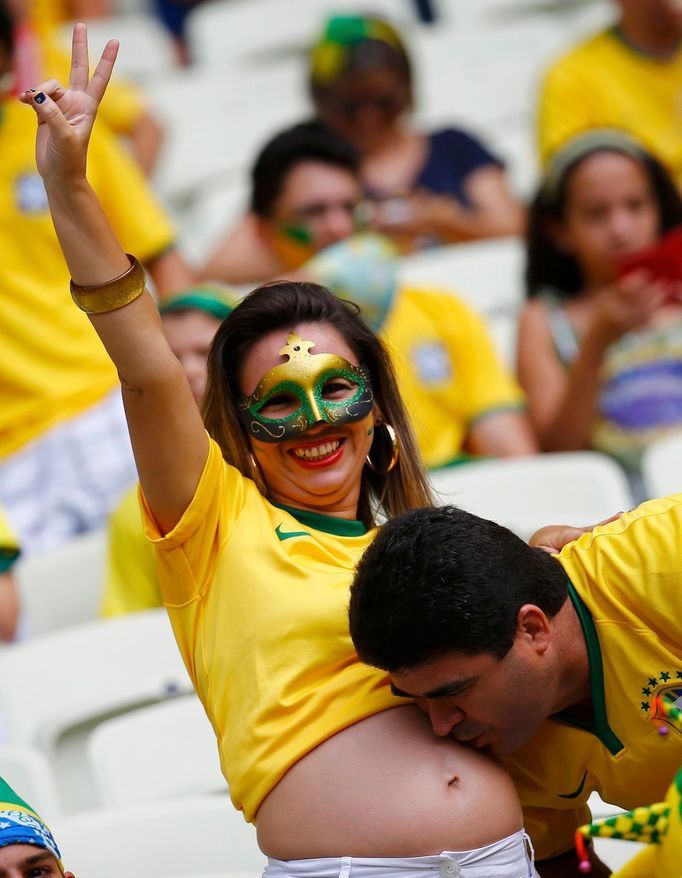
70, 255, 146, 314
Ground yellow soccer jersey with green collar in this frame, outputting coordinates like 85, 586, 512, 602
382, 286, 524, 468
503, 494, 682, 861
140, 436, 403, 822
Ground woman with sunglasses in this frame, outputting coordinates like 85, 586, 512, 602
23, 28, 539, 878
309, 14, 524, 251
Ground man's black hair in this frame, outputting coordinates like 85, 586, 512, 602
349, 505, 568, 672
250, 120, 360, 218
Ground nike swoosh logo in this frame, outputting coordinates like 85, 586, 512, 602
559, 770, 588, 799
275, 523, 310, 541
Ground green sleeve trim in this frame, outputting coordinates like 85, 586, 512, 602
468, 402, 527, 430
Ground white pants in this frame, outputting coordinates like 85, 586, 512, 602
263, 830, 538, 878
0, 390, 136, 556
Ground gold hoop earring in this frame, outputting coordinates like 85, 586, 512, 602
365, 422, 399, 475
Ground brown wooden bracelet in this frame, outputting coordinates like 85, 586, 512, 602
70, 255, 146, 314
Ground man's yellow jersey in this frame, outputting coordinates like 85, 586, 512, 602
503, 495, 682, 860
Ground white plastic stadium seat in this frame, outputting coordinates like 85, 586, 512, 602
88, 694, 225, 807
431, 452, 634, 540
185, 0, 413, 68
15, 528, 106, 637
0, 745, 61, 820
0, 609, 190, 753
59, 15, 176, 82
51, 796, 264, 878
398, 238, 524, 316
641, 431, 682, 499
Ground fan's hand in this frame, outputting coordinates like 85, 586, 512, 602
20, 22, 118, 181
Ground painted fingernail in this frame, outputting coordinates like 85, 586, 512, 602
28, 88, 36, 93
34, 92, 45, 104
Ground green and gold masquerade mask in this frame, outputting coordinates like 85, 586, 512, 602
238, 332, 374, 442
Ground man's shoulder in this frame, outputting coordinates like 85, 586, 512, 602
557, 494, 682, 614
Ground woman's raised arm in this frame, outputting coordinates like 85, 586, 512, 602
22, 25, 208, 534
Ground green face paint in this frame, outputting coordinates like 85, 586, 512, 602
238, 333, 374, 443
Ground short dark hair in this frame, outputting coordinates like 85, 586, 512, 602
525, 143, 682, 299
349, 505, 567, 671
250, 121, 359, 218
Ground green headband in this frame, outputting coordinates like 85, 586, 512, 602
310, 14, 406, 86
542, 129, 648, 204
159, 286, 238, 322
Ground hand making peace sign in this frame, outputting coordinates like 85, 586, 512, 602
20, 23, 118, 180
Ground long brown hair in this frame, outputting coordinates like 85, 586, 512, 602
202, 281, 433, 527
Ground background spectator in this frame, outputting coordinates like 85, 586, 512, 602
0, 508, 19, 642
538, 0, 682, 190
310, 14, 524, 249
0, 1, 193, 555
517, 131, 682, 493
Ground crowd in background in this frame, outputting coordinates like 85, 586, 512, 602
0, 0, 681, 634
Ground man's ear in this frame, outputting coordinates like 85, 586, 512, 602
516, 604, 552, 656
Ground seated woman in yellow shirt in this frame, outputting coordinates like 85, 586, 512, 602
25, 28, 538, 878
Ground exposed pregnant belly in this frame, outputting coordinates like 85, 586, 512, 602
256, 705, 522, 859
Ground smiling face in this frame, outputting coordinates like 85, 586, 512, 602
0, 844, 73, 878
239, 321, 377, 515
557, 150, 660, 286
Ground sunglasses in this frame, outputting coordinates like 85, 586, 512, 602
333, 92, 405, 120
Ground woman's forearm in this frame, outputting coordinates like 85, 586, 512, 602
539, 335, 607, 451
44, 177, 131, 285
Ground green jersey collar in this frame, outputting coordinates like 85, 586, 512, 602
273, 503, 367, 537
554, 579, 624, 756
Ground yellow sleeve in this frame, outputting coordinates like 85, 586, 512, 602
101, 486, 162, 617
86, 127, 175, 263
537, 53, 596, 167
0, 509, 19, 574
524, 802, 592, 861
440, 294, 525, 426
139, 437, 249, 608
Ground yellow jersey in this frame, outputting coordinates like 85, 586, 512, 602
503, 495, 682, 860
537, 28, 682, 186
0, 98, 174, 457
382, 286, 524, 468
0, 509, 20, 573
140, 437, 403, 821
101, 484, 160, 617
